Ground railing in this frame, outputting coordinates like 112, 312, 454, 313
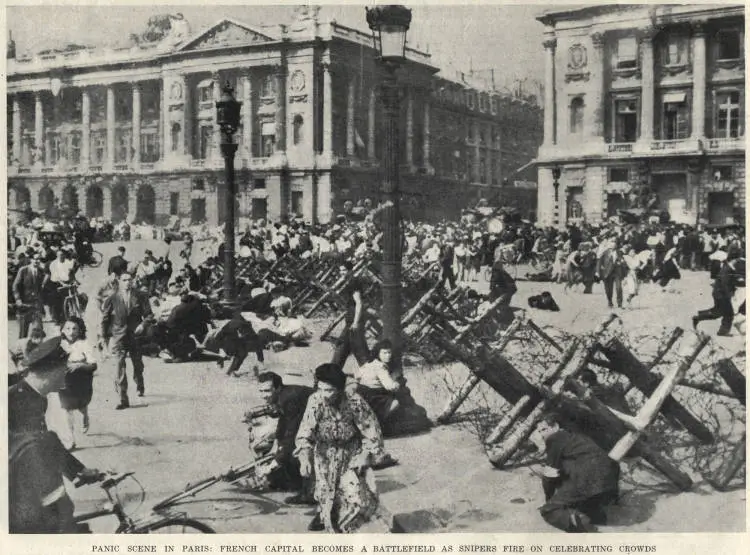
607, 143, 633, 153
114, 163, 130, 171
704, 137, 744, 151
641, 137, 702, 154
190, 159, 206, 168
89, 165, 103, 172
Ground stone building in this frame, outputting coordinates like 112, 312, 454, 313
7, 9, 542, 226
536, 5, 745, 227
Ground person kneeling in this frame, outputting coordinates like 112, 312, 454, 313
355, 341, 401, 426
537, 412, 620, 533
255, 372, 315, 505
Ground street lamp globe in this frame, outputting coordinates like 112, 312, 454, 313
366, 5, 412, 63
215, 82, 242, 137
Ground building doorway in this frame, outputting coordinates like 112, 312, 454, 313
86, 185, 104, 218
61, 183, 78, 216
652, 173, 687, 219
135, 184, 156, 224
251, 198, 267, 221
606, 193, 629, 218
291, 191, 303, 219
707, 192, 735, 225
111, 183, 128, 223
14, 185, 31, 211
39, 186, 55, 217
191, 198, 207, 224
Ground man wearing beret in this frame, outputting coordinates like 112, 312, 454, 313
9, 337, 102, 533
101, 272, 154, 409
12, 249, 46, 339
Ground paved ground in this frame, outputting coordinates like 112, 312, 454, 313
9, 239, 745, 533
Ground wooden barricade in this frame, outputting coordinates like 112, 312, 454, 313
707, 358, 746, 491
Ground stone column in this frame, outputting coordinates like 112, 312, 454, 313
587, 32, 605, 142
211, 72, 222, 162
691, 22, 706, 139
161, 79, 168, 159
34, 92, 44, 167
543, 33, 557, 146
423, 99, 432, 172
322, 61, 333, 158
639, 31, 655, 143
346, 78, 356, 156
102, 186, 113, 220
405, 87, 414, 166
12, 96, 21, 164
474, 123, 480, 182
132, 83, 141, 165
81, 88, 90, 168
128, 184, 138, 223
367, 88, 376, 160
241, 71, 252, 161
106, 85, 115, 167
274, 65, 287, 154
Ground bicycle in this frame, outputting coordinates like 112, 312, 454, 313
60, 282, 88, 320
74, 472, 215, 533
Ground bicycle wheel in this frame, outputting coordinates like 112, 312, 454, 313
142, 517, 215, 534
63, 296, 82, 320
88, 250, 103, 268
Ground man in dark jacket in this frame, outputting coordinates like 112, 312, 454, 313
12, 250, 46, 338
107, 246, 129, 277
9, 337, 102, 533
596, 245, 628, 309
537, 412, 620, 532
693, 251, 742, 336
489, 258, 517, 305
256, 372, 314, 504
100, 273, 154, 409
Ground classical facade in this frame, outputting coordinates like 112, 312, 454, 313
536, 5, 745, 227
7, 9, 542, 226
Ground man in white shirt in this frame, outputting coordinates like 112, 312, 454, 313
47, 249, 76, 324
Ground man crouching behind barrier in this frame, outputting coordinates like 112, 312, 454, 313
239, 372, 316, 505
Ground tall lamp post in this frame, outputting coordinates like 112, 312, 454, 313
366, 5, 411, 368
216, 83, 242, 305
552, 166, 561, 228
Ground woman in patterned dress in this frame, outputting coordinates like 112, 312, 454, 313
295, 363, 393, 533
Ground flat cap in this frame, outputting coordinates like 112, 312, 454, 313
23, 336, 69, 371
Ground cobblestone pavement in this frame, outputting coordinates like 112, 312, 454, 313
10, 240, 744, 533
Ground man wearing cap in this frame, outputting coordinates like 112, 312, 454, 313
13, 249, 47, 339
107, 246, 129, 277
9, 337, 103, 533
101, 272, 154, 409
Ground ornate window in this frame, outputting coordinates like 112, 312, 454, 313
261, 74, 276, 98
615, 36, 638, 69
612, 96, 639, 143
68, 132, 81, 165
92, 131, 106, 164
171, 123, 181, 152
116, 130, 131, 163
567, 200, 583, 221
714, 90, 741, 138
141, 130, 160, 162
199, 125, 213, 159
663, 35, 688, 66
716, 29, 743, 60
569, 97, 584, 135
293, 115, 304, 145
661, 91, 690, 140
199, 84, 213, 103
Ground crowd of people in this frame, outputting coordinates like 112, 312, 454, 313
8, 201, 746, 534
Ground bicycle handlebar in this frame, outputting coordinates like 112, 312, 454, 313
100, 472, 135, 490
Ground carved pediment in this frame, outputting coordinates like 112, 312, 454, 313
178, 19, 274, 51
